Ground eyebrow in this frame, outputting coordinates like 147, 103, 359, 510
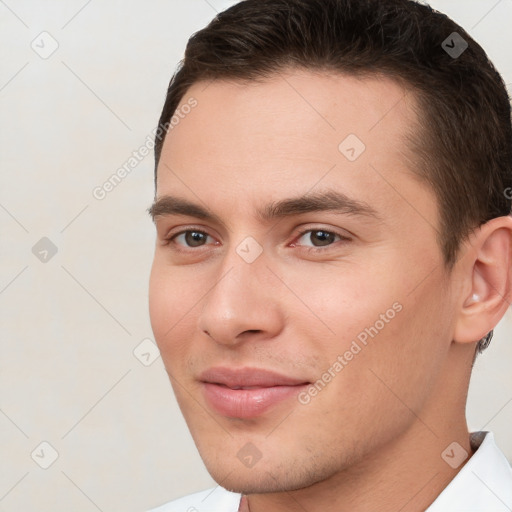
148, 189, 380, 226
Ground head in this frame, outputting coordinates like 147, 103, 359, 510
148, 0, 512, 495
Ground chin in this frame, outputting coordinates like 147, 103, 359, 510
211, 472, 310, 495
201, 453, 332, 495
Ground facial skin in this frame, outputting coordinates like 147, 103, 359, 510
149, 69, 512, 512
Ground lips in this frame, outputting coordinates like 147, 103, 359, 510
199, 366, 309, 388
199, 367, 310, 418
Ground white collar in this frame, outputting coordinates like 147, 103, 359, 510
426, 431, 512, 511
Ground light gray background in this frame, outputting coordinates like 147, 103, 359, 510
0, 1, 511, 511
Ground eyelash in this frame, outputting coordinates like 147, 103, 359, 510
293, 228, 350, 252
164, 227, 350, 254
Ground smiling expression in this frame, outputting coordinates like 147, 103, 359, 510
148, 69, 462, 493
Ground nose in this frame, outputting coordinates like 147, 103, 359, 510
197, 248, 285, 346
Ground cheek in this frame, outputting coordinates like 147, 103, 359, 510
285, 260, 402, 344
347, 276, 452, 411
293, 257, 447, 391
148, 263, 169, 340
148, 263, 191, 361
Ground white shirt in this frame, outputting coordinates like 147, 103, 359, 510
148, 431, 512, 512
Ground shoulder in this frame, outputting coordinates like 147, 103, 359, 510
147, 487, 242, 512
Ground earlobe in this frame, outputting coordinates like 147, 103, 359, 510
453, 216, 512, 345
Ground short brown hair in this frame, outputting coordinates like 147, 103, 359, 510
154, 0, 512, 351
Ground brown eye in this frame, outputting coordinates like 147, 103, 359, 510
297, 229, 341, 248
172, 230, 211, 247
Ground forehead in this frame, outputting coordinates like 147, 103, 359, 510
156, 69, 437, 234
159, 69, 418, 177
170, 69, 415, 136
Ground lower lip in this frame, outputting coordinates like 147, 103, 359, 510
202, 382, 309, 419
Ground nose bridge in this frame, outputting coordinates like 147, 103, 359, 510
198, 240, 281, 344
210, 232, 268, 303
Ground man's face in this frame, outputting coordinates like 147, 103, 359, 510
149, 70, 459, 493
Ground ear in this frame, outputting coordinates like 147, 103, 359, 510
453, 215, 512, 344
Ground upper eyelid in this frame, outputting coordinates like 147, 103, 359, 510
164, 225, 216, 240
296, 226, 351, 238
292, 228, 349, 248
